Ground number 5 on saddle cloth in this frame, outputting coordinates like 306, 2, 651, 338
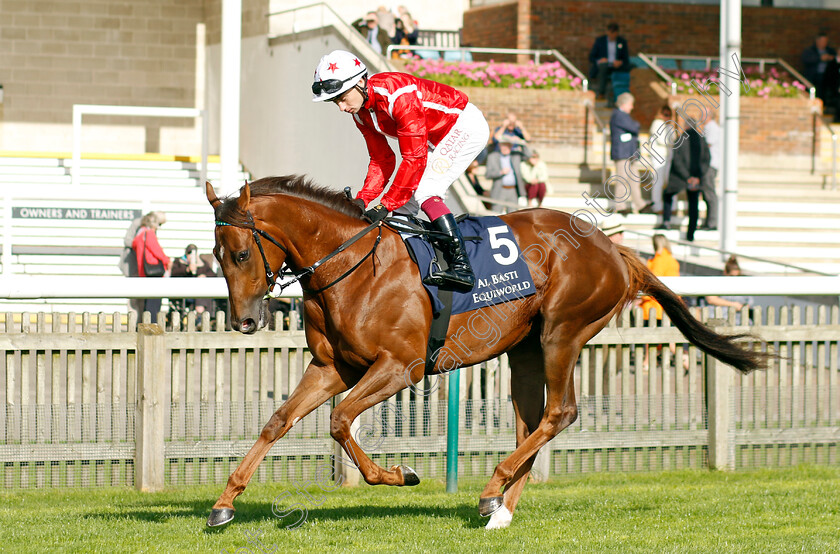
392, 215, 537, 373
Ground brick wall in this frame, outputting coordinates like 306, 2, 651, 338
669, 93, 818, 158
0, 0, 205, 125
464, 1, 840, 92
463, 87, 596, 161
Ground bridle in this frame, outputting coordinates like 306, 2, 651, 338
215, 210, 382, 296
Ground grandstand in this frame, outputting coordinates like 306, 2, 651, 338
0, 153, 248, 312
2, 0, 839, 316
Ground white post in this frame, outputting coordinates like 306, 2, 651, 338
220, 0, 242, 194
707, 354, 734, 470
720, 0, 741, 256
1, 186, 11, 276
72, 105, 83, 189
196, 23, 208, 188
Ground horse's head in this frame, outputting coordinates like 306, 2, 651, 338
207, 182, 278, 334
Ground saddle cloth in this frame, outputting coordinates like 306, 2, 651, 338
399, 215, 536, 316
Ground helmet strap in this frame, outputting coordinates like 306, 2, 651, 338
354, 75, 369, 107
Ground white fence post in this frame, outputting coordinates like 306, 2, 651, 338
135, 323, 166, 491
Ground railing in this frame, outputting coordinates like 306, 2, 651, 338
416, 29, 461, 49
624, 230, 838, 277
1, 303, 838, 489
641, 53, 815, 100
265, 2, 392, 73
71, 105, 208, 190
636, 52, 677, 95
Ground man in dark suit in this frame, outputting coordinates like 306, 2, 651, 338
589, 22, 631, 103
802, 31, 839, 112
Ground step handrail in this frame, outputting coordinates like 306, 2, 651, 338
641, 53, 816, 100
625, 229, 837, 276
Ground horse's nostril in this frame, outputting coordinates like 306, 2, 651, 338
241, 318, 257, 334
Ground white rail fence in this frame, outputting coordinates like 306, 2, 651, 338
0, 301, 838, 490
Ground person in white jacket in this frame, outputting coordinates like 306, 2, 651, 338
647, 104, 673, 215
520, 150, 551, 207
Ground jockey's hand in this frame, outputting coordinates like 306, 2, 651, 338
352, 198, 366, 212
364, 204, 389, 223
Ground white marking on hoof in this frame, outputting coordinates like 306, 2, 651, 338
484, 505, 512, 530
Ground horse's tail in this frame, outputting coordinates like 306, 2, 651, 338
616, 245, 770, 374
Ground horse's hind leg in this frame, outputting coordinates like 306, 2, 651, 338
486, 332, 545, 530
478, 333, 594, 516
207, 363, 355, 527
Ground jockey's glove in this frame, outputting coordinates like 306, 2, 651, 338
363, 204, 389, 223
352, 198, 366, 212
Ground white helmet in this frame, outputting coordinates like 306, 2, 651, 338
311, 50, 368, 102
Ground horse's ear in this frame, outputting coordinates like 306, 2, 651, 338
205, 181, 221, 208
237, 182, 251, 213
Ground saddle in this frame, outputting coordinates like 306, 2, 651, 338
385, 214, 537, 374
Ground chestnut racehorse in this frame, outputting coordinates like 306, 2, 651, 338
205, 176, 767, 530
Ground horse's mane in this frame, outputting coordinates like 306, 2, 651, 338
215, 174, 364, 225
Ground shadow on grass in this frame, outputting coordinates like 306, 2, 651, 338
83, 497, 487, 530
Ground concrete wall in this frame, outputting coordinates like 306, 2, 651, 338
206, 30, 376, 192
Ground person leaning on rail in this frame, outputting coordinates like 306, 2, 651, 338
310, 50, 491, 292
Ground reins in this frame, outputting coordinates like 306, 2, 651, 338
215, 211, 382, 296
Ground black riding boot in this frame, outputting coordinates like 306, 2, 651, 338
423, 213, 476, 291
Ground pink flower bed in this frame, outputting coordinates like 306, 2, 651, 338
667, 65, 808, 98
402, 59, 583, 90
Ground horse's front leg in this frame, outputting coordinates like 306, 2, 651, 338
207, 362, 356, 527
330, 353, 421, 487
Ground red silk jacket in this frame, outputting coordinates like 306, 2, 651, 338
353, 72, 468, 211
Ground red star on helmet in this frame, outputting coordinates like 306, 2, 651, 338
328, 62, 338, 73
354, 58, 361, 67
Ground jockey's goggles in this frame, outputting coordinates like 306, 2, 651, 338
311, 70, 366, 97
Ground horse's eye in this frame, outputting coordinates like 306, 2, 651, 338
236, 251, 249, 263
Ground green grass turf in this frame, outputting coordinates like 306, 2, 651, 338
0, 466, 838, 553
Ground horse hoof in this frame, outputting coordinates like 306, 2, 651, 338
207, 507, 235, 527
400, 465, 420, 486
485, 505, 513, 530
478, 496, 504, 517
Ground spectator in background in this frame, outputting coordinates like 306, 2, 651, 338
464, 160, 493, 211
610, 92, 643, 215
704, 256, 752, 324
700, 108, 720, 231
375, 5, 396, 39
802, 31, 837, 104
391, 16, 419, 59
491, 112, 531, 155
647, 104, 674, 216
486, 136, 526, 213
170, 244, 216, 316
659, 107, 710, 241
353, 12, 390, 56
600, 220, 625, 245
131, 212, 171, 316
120, 211, 166, 317
520, 149, 550, 207
589, 22, 631, 105
640, 234, 687, 371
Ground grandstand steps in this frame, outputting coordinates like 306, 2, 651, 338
1, 153, 251, 313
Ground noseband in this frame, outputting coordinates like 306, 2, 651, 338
215, 210, 382, 296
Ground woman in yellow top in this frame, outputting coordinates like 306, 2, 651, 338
640, 234, 688, 371
640, 234, 679, 321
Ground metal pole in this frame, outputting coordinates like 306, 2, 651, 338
446, 369, 460, 493
720, 0, 741, 257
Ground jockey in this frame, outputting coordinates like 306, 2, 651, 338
311, 49, 489, 292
